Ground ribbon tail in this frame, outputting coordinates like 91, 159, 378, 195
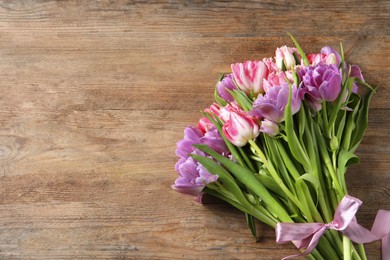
372, 210, 390, 260
343, 218, 379, 243
343, 210, 390, 260
383, 235, 390, 260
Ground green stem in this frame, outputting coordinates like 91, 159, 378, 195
314, 125, 344, 197
204, 187, 276, 228
238, 147, 256, 173
311, 249, 325, 260
343, 235, 352, 260
351, 244, 362, 260
196, 144, 293, 223
357, 244, 367, 260
249, 140, 302, 209
317, 236, 340, 259
305, 254, 316, 260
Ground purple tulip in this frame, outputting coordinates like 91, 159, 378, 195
175, 126, 204, 159
299, 63, 342, 111
260, 119, 279, 136
216, 74, 237, 102
307, 46, 341, 66
251, 83, 302, 123
320, 46, 342, 65
175, 126, 229, 160
200, 128, 229, 155
172, 156, 218, 196
350, 65, 364, 94
173, 126, 228, 197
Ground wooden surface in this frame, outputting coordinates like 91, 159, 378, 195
0, 1, 389, 259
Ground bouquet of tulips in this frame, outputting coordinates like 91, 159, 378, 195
172, 35, 389, 259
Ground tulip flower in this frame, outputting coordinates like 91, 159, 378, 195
222, 111, 260, 147
231, 60, 268, 96
321, 46, 341, 65
175, 126, 204, 159
299, 63, 342, 111
172, 156, 218, 196
251, 83, 302, 123
307, 46, 341, 66
200, 128, 229, 155
216, 74, 237, 102
218, 102, 244, 122
198, 104, 222, 133
275, 46, 299, 70
263, 71, 288, 93
175, 126, 228, 161
350, 65, 364, 94
260, 119, 279, 136
173, 126, 229, 197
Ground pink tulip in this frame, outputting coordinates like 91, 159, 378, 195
219, 102, 244, 122
262, 57, 278, 74
222, 112, 259, 147
231, 61, 268, 96
263, 71, 288, 93
275, 46, 298, 70
198, 103, 221, 133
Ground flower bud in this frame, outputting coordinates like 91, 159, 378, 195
216, 74, 237, 102
260, 119, 279, 136
275, 46, 298, 70
222, 112, 259, 147
330, 136, 339, 152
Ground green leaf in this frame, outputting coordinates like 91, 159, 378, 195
288, 34, 309, 66
293, 52, 301, 66
336, 110, 347, 146
227, 89, 253, 111
298, 104, 307, 143
281, 59, 287, 71
203, 187, 276, 228
284, 85, 310, 170
295, 187, 313, 222
341, 94, 361, 151
297, 174, 320, 194
192, 153, 278, 228
356, 78, 376, 92
350, 88, 376, 153
296, 174, 324, 223
264, 136, 296, 195
191, 154, 249, 205
255, 171, 286, 198
338, 149, 360, 191
238, 146, 257, 173
328, 77, 355, 136
194, 144, 293, 222
245, 213, 258, 241
340, 42, 346, 84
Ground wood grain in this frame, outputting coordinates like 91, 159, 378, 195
0, 1, 389, 259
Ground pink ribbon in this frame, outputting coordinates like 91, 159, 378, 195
275, 195, 390, 259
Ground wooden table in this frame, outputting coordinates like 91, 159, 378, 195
0, 1, 389, 259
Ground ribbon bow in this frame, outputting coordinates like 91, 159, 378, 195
276, 195, 390, 259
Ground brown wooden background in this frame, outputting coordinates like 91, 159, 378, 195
0, 1, 389, 259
